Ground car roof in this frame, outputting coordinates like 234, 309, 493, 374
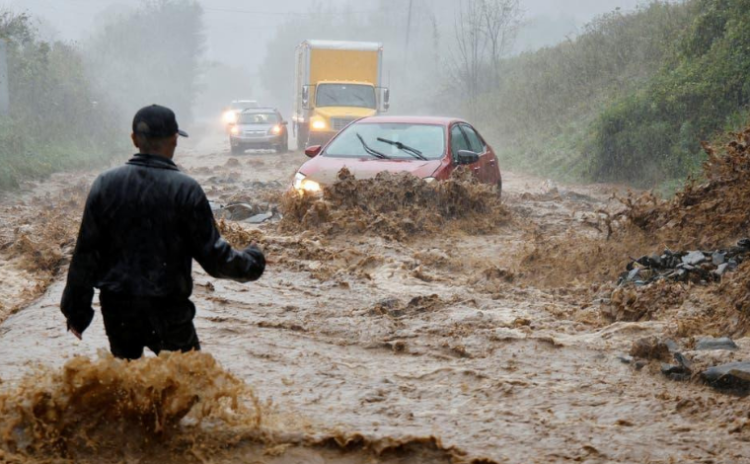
240, 107, 279, 113
356, 115, 466, 126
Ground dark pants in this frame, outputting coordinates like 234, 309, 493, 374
100, 292, 201, 360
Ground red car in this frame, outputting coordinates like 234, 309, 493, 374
293, 116, 502, 195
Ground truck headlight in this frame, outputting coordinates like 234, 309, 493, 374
311, 120, 327, 131
230, 125, 239, 135
294, 173, 322, 194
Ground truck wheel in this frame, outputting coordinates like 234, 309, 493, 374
297, 127, 309, 151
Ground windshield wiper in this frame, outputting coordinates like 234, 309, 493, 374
357, 133, 391, 159
376, 138, 427, 160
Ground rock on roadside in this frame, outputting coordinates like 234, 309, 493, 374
701, 362, 750, 392
695, 337, 739, 352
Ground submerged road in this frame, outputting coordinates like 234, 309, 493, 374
0, 129, 748, 463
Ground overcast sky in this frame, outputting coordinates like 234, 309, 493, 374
12, 0, 644, 70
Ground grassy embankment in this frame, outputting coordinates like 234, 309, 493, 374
0, 12, 123, 192
479, 0, 750, 191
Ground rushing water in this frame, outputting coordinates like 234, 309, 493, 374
1, 133, 748, 463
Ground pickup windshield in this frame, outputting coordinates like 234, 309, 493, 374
316, 84, 376, 109
238, 112, 279, 124
325, 123, 446, 160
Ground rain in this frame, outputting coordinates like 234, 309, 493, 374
1, 1, 750, 463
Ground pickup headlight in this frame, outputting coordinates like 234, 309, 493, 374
294, 173, 322, 194
223, 110, 237, 124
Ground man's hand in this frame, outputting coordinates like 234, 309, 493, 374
67, 318, 85, 340
69, 327, 82, 340
248, 243, 273, 264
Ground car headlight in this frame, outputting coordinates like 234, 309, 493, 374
270, 125, 282, 135
424, 177, 437, 183
311, 120, 327, 131
223, 111, 237, 124
294, 173, 322, 194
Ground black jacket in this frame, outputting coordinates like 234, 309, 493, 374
61, 154, 265, 333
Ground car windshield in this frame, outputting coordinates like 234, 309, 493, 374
324, 123, 446, 160
316, 84, 376, 109
238, 112, 279, 124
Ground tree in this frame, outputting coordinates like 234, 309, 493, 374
449, 0, 522, 118
480, 0, 521, 82
452, 0, 485, 112
86, 0, 205, 122
0, 9, 121, 189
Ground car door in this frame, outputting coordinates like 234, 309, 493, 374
460, 123, 498, 185
450, 124, 481, 179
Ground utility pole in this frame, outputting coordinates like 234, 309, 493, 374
0, 40, 8, 117
404, 0, 414, 61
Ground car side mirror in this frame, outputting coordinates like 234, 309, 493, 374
456, 150, 480, 165
305, 145, 322, 158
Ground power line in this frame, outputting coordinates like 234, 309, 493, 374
404, 0, 414, 57
202, 7, 374, 17
17, 2, 376, 18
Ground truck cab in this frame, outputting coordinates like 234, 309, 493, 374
294, 40, 389, 150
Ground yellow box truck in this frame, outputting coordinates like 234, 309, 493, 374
293, 40, 390, 149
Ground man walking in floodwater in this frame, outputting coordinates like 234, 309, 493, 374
60, 104, 265, 360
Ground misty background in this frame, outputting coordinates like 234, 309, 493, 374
11, 0, 644, 120
10, 0, 745, 194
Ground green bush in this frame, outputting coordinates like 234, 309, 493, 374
587, 0, 750, 185
0, 11, 123, 191
467, 2, 694, 185
0, 2, 206, 192
464, 0, 750, 189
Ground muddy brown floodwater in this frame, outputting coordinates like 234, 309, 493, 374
1, 130, 749, 463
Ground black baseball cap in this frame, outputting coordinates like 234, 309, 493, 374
132, 104, 189, 138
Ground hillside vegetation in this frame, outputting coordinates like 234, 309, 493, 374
0, 12, 121, 191
477, 0, 750, 189
0, 1, 205, 192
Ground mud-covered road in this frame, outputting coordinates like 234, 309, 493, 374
1, 130, 749, 463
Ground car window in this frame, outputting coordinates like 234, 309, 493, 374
461, 125, 485, 154
450, 125, 470, 155
324, 123, 446, 160
238, 112, 279, 124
